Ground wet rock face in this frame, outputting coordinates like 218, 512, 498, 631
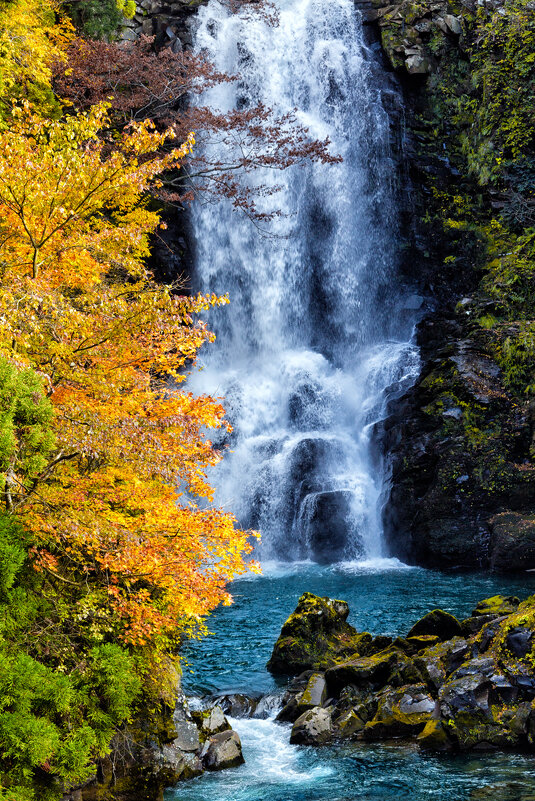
382, 315, 535, 569
268, 592, 535, 754
490, 513, 535, 572
372, 0, 535, 571
307, 490, 359, 564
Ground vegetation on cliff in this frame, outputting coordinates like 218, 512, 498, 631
379, 0, 535, 568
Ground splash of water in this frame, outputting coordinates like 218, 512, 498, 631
189, 0, 419, 563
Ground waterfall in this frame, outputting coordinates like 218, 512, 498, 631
188, 0, 419, 563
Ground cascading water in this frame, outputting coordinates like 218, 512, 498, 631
189, 0, 420, 563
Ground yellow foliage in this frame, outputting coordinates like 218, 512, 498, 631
0, 0, 73, 113
0, 104, 257, 648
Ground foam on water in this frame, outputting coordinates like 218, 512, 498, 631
189, 0, 420, 563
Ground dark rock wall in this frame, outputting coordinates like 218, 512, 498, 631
369, 0, 535, 571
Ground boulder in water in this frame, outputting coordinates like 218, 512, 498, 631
407, 609, 463, 640
267, 592, 374, 674
290, 707, 333, 745
363, 683, 436, 739
417, 719, 452, 751
201, 730, 245, 771
215, 693, 259, 718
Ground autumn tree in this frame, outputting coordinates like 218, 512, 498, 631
0, 0, 72, 118
0, 103, 257, 653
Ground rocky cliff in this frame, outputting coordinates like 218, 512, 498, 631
367, 0, 535, 571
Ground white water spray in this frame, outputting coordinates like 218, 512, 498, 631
189, 0, 419, 562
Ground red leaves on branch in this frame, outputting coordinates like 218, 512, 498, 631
55, 35, 341, 221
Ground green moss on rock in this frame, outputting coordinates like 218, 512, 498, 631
267, 593, 376, 674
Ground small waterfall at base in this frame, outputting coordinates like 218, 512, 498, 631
188, 0, 420, 564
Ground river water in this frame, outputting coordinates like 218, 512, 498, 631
167, 0, 535, 797
166, 565, 535, 801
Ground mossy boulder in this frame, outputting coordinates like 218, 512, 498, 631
407, 608, 463, 640
363, 683, 435, 739
298, 672, 327, 711
472, 595, 520, 617
333, 708, 366, 738
325, 646, 423, 695
417, 719, 452, 750
406, 634, 441, 652
447, 710, 519, 750
267, 592, 375, 674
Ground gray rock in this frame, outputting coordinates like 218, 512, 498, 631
157, 745, 203, 784
290, 707, 333, 745
173, 719, 201, 752
444, 14, 462, 34
202, 730, 244, 771
119, 28, 138, 41
506, 627, 533, 658
439, 673, 491, 717
192, 705, 230, 737
217, 693, 259, 718
405, 55, 432, 74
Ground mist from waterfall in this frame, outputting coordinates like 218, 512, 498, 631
188, 0, 420, 563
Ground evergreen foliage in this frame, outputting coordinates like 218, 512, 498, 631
64, 0, 136, 40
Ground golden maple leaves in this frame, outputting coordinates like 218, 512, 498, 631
0, 101, 257, 647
